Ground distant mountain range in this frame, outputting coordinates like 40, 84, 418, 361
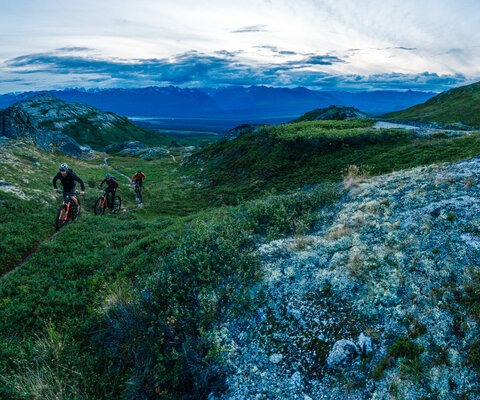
0, 86, 436, 121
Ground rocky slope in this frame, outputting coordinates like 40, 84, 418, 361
0, 94, 163, 155
292, 105, 371, 122
215, 157, 480, 399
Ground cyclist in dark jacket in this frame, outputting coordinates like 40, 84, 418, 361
99, 173, 119, 208
52, 163, 85, 209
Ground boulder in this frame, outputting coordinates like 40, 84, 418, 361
326, 339, 359, 368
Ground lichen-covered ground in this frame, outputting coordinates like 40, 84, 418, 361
217, 157, 480, 399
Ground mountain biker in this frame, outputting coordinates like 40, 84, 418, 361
130, 169, 146, 188
99, 173, 119, 209
52, 163, 85, 215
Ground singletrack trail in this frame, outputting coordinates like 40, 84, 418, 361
103, 157, 132, 182
2, 158, 131, 281
1, 229, 63, 279
103, 158, 145, 206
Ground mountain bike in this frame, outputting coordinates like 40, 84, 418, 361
55, 191, 81, 231
94, 188, 121, 215
132, 181, 143, 204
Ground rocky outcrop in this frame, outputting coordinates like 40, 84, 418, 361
104, 140, 171, 159
223, 124, 262, 140
0, 93, 156, 156
0, 94, 84, 156
104, 140, 148, 154
293, 105, 371, 122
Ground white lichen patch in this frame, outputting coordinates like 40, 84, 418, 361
216, 156, 480, 400
0, 181, 30, 200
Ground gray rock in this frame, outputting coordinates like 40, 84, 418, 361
326, 339, 359, 368
269, 353, 283, 364
357, 333, 373, 355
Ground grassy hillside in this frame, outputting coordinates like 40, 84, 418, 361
382, 81, 480, 126
60, 113, 174, 149
2, 116, 480, 398
188, 119, 480, 204
0, 140, 336, 399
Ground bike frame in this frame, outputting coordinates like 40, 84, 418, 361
59, 195, 72, 221
133, 181, 143, 204
98, 193, 107, 209
64, 198, 71, 220
56, 192, 80, 230
95, 189, 121, 215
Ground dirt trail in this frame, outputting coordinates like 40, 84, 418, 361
1, 230, 61, 279
2, 158, 133, 281
103, 157, 132, 182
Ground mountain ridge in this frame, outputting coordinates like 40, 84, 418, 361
0, 86, 436, 119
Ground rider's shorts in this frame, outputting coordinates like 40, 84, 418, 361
63, 188, 77, 200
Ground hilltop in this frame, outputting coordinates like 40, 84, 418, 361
0, 93, 171, 154
292, 105, 370, 122
382, 81, 480, 128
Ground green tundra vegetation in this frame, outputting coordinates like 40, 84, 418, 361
188, 119, 480, 203
1, 118, 480, 399
382, 81, 480, 126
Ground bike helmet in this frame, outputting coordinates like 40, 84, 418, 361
59, 163, 68, 171
105, 173, 111, 179
137, 169, 142, 173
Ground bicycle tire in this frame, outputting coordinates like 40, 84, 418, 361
72, 202, 81, 220
94, 196, 106, 216
55, 205, 68, 231
112, 196, 121, 213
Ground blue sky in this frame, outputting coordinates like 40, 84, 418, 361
1, 0, 479, 94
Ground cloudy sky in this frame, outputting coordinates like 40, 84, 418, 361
1, 0, 479, 94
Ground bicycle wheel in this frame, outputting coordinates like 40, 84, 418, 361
72, 201, 81, 220
94, 196, 106, 215
55, 205, 68, 231
112, 196, 121, 213
136, 188, 143, 204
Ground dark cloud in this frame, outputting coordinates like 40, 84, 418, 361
214, 50, 241, 58
317, 72, 467, 91
302, 55, 344, 65
442, 48, 464, 55
254, 46, 299, 57
0, 48, 468, 92
375, 46, 417, 51
232, 24, 269, 33
55, 47, 93, 52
